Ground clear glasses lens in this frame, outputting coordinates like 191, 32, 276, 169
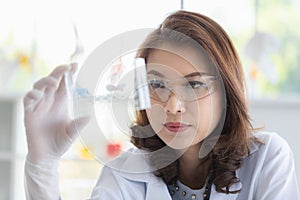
148, 76, 217, 102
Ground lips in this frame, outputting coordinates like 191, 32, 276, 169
164, 122, 191, 133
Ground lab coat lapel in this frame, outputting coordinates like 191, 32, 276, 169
109, 148, 172, 199
115, 167, 172, 200
145, 180, 172, 200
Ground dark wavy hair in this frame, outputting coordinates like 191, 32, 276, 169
130, 10, 258, 194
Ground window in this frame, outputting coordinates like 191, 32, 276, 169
184, 0, 300, 100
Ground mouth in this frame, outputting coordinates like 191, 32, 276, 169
164, 122, 191, 133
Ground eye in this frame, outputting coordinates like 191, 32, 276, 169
149, 79, 165, 89
187, 81, 208, 89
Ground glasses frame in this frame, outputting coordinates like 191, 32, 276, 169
147, 74, 219, 102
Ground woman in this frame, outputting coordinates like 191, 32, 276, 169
24, 10, 299, 199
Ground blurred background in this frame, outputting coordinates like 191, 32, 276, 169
0, 0, 299, 199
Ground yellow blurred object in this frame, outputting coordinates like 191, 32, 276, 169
78, 146, 94, 160
18, 53, 32, 72
249, 62, 259, 80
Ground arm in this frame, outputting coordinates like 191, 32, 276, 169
23, 64, 89, 199
255, 134, 300, 200
24, 159, 60, 200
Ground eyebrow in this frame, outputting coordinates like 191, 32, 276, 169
147, 70, 212, 78
147, 70, 165, 77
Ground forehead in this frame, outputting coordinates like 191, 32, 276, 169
146, 45, 215, 78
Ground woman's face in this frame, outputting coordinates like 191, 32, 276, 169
145, 45, 224, 149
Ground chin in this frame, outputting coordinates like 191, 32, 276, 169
164, 138, 198, 150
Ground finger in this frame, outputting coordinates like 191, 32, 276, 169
24, 89, 44, 104
33, 76, 58, 91
70, 63, 78, 74
56, 72, 69, 97
56, 64, 75, 97
23, 89, 44, 110
49, 64, 71, 80
45, 65, 71, 96
61, 63, 78, 94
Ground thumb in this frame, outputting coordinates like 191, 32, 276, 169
67, 116, 90, 140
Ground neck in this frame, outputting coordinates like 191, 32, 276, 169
177, 144, 211, 189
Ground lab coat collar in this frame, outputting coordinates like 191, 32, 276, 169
249, 135, 261, 155
109, 148, 173, 200
112, 139, 260, 200
108, 148, 159, 183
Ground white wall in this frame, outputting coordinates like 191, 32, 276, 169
249, 99, 300, 189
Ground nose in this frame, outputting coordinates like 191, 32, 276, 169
164, 92, 186, 114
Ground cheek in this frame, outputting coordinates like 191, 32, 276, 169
191, 93, 223, 134
145, 103, 167, 133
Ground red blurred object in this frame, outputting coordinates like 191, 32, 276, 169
106, 143, 122, 157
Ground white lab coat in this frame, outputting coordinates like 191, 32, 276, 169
25, 131, 300, 200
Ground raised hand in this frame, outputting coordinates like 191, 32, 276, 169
23, 64, 89, 163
